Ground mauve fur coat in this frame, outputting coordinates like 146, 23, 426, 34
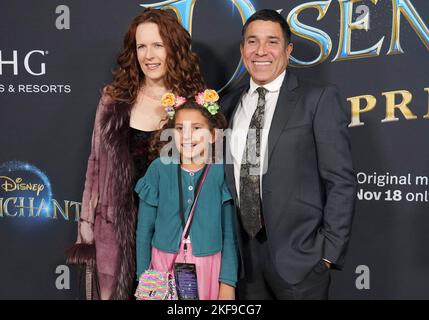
70, 91, 139, 299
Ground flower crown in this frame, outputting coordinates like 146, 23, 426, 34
161, 89, 220, 120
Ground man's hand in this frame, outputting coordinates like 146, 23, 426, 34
324, 261, 332, 269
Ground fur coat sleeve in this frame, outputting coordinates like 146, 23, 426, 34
76, 94, 107, 243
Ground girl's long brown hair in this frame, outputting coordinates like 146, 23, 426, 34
105, 8, 205, 104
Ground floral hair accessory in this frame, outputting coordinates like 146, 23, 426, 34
195, 89, 220, 116
161, 92, 186, 119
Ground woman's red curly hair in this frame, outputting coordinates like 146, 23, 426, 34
105, 8, 205, 104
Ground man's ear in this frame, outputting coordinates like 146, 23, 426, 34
286, 42, 294, 58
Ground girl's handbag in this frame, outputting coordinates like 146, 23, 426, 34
135, 269, 177, 300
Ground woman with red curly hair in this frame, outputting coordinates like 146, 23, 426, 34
66, 8, 205, 300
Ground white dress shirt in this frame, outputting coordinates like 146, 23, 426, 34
230, 70, 286, 202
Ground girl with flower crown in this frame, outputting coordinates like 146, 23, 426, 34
135, 90, 238, 300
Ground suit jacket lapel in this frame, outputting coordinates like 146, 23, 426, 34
267, 72, 300, 161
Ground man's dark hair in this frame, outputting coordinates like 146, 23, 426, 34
241, 9, 292, 45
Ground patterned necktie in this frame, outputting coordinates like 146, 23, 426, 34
239, 86, 267, 238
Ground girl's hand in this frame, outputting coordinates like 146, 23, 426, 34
218, 283, 235, 300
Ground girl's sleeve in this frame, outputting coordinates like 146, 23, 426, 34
135, 161, 160, 279
219, 181, 239, 287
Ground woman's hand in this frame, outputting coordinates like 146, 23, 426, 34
79, 220, 94, 244
218, 283, 235, 300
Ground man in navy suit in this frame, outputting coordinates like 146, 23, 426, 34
221, 9, 357, 299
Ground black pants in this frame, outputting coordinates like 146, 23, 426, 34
237, 228, 330, 300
